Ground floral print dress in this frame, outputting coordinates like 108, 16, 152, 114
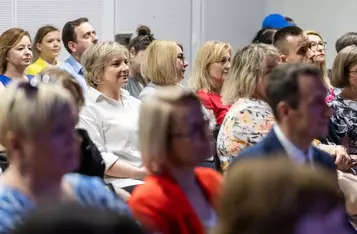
216, 98, 275, 170
330, 95, 357, 154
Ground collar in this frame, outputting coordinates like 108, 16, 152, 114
66, 55, 82, 74
87, 87, 130, 103
274, 125, 313, 163
35, 57, 60, 66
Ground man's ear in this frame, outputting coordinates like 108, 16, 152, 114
276, 101, 290, 121
68, 41, 77, 53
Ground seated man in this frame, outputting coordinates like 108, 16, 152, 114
236, 63, 335, 171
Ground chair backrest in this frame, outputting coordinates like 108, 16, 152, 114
212, 125, 222, 173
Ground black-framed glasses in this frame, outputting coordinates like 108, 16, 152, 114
310, 41, 327, 51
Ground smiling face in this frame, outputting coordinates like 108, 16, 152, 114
101, 52, 130, 90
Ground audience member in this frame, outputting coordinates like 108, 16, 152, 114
59, 17, 98, 92
273, 26, 314, 63
0, 28, 33, 87
37, 67, 105, 178
252, 28, 276, 44
236, 63, 336, 171
124, 25, 155, 98
139, 40, 185, 100
336, 32, 357, 53
188, 41, 232, 125
14, 203, 145, 234
79, 41, 145, 192
217, 157, 353, 234
217, 44, 280, 169
330, 45, 357, 155
25, 25, 61, 75
0, 81, 130, 233
129, 87, 222, 234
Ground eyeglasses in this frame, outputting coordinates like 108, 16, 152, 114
170, 119, 210, 140
310, 41, 327, 51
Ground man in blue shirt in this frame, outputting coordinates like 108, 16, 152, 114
58, 17, 98, 92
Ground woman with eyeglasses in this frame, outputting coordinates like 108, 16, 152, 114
0, 28, 33, 89
306, 30, 339, 104
0, 81, 131, 234
188, 41, 232, 126
129, 86, 222, 234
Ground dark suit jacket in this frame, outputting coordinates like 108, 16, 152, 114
235, 130, 336, 171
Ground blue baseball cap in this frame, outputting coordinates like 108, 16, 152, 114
262, 14, 293, 29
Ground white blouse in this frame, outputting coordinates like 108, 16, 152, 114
78, 87, 143, 188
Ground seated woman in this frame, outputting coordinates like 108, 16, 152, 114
129, 87, 222, 234
79, 41, 145, 192
124, 25, 155, 98
216, 157, 354, 234
0, 81, 130, 233
25, 25, 61, 76
188, 41, 232, 125
37, 67, 105, 178
330, 45, 357, 155
306, 30, 340, 104
138, 40, 186, 100
217, 44, 280, 169
0, 28, 33, 87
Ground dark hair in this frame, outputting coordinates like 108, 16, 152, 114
14, 202, 145, 234
266, 63, 321, 121
252, 28, 276, 44
127, 25, 155, 53
273, 26, 304, 55
33, 25, 59, 60
284, 16, 295, 24
62, 17, 89, 54
335, 32, 357, 53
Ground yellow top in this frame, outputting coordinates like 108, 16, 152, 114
25, 57, 61, 76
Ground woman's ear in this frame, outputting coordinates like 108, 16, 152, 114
280, 54, 287, 63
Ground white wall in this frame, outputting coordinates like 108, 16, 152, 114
1, 0, 352, 69
266, 0, 357, 68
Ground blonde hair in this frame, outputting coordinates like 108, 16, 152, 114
331, 45, 357, 88
39, 67, 84, 106
0, 28, 31, 74
305, 30, 331, 87
81, 41, 128, 88
221, 44, 280, 105
217, 157, 341, 234
141, 40, 179, 86
139, 86, 200, 173
188, 41, 232, 93
0, 81, 77, 149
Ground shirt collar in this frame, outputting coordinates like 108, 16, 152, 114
87, 87, 130, 103
66, 55, 82, 74
274, 125, 313, 163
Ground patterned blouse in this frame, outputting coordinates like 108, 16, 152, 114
330, 95, 357, 154
0, 173, 131, 233
216, 98, 275, 170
